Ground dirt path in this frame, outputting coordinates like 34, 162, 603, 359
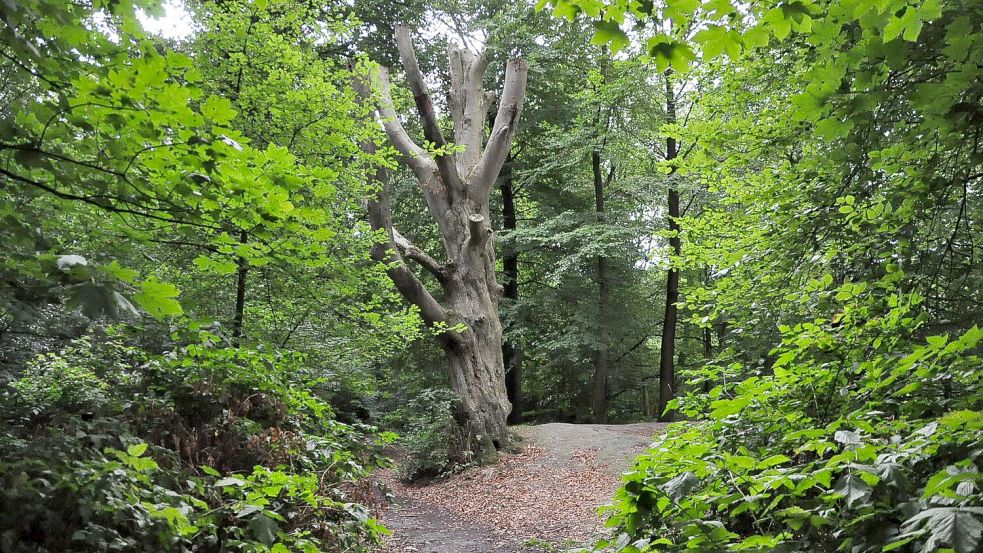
376, 422, 667, 552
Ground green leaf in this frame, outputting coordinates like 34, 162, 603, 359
127, 443, 148, 457
764, 8, 792, 40
592, 20, 630, 54
133, 277, 183, 318
249, 514, 279, 546
661, 471, 701, 502
926, 334, 948, 348
694, 25, 741, 60
200, 95, 237, 125
743, 25, 770, 49
665, 0, 701, 22
552, 1, 580, 21
833, 474, 873, 508
883, 7, 922, 43
102, 260, 139, 283
759, 454, 791, 468
647, 35, 695, 73
900, 507, 983, 553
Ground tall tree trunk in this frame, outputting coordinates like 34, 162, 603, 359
354, 28, 528, 460
643, 377, 653, 419
231, 229, 248, 346
657, 72, 680, 422
591, 150, 613, 423
499, 153, 523, 424
702, 268, 714, 393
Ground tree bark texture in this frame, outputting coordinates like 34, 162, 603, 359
658, 72, 680, 422
354, 28, 528, 459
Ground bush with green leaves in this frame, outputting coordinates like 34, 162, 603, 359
0, 330, 392, 553
3, 337, 113, 422
385, 387, 471, 480
600, 285, 983, 553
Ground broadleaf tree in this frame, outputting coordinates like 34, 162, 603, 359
356, 25, 529, 459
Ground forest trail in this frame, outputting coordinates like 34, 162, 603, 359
377, 422, 668, 552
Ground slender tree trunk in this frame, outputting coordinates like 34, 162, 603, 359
657, 72, 680, 422
702, 327, 714, 393
643, 378, 652, 419
702, 268, 714, 393
591, 150, 612, 423
499, 154, 523, 424
231, 229, 248, 346
354, 28, 528, 460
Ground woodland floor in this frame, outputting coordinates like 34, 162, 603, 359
374, 422, 668, 553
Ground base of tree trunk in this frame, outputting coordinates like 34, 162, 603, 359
442, 328, 512, 465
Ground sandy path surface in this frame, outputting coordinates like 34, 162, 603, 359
376, 422, 667, 553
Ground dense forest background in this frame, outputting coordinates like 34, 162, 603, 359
1, 0, 981, 552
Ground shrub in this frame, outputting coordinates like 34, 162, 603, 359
387, 387, 469, 480
601, 288, 983, 553
2, 337, 122, 423
0, 329, 392, 553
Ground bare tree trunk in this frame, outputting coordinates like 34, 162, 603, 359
231, 229, 248, 346
702, 268, 714, 393
499, 153, 523, 424
591, 150, 614, 423
642, 378, 652, 420
658, 71, 680, 422
354, 28, 528, 460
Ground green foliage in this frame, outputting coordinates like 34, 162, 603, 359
603, 299, 982, 552
0, 331, 391, 552
586, 0, 983, 551
0, 0, 394, 331
386, 388, 469, 480
4, 337, 114, 422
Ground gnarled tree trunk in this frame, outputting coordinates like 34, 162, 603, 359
355, 27, 528, 460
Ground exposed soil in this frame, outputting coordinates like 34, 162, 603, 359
375, 422, 668, 552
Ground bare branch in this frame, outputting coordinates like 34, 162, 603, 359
394, 25, 463, 194
447, 42, 495, 178
393, 228, 447, 281
351, 66, 449, 325
472, 59, 528, 193
371, 67, 436, 180
360, 140, 448, 326
447, 43, 467, 138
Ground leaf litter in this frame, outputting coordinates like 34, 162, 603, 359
375, 422, 667, 552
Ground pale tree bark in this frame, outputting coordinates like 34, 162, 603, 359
355, 27, 528, 460
657, 70, 680, 422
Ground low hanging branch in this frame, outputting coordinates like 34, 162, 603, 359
354, 25, 529, 457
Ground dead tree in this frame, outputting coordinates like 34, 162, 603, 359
356, 27, 528, 460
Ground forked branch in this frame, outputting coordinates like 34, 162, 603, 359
472, 59, 528, 193
394, 25, 463, 195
